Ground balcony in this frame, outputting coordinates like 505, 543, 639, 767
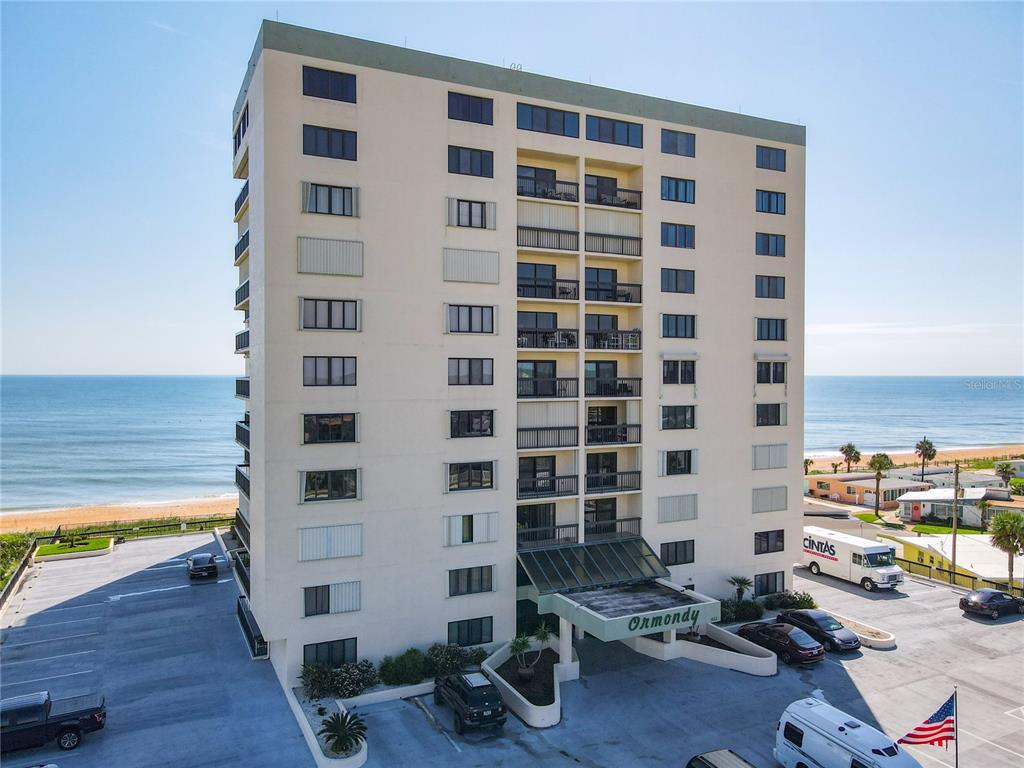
585, 377, 641, 398
585, 424, 641, 446
517, 377, 578, 399
234, 230, 250, 264
586, 186, 642, 210
585, 232, 641, 257
517, 177, 579, 203
518, 226, 579, 252
235, 330, 250, 354
517, 523, 579, 550
517, 278, 579, 301
585, 282, 641, 304
233, 551, 251, 597
235, 419, 250, 449
234, 279, 250, 310
517, 426, 578, 450
234, 180, 249, 219
585, 330, 642, 351
236, 596, 268, 659
585, 471, 641, 495
235, 465, 250, 498
233, 509, 250, 551
584, 516, 642, 541
518, 328, 578, 349
517, 475, 578, 500
235, 377, 250, 399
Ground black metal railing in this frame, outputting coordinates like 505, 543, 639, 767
235, 330, 250, 353
518, 226, 579, 252
233, 552, 251, 596
235, 280, 250, 307
517, 378, 578, 399
517, 178, 579, 203
585, 232, 641, 257
518, 328, 579, 349
235, 465, 250, 498
234, 230, 250, 262
233, 510, 250, 551
585, 378, 641, 398
585, 516, 642, 541
517, 278, 580, 301
517, 523, 579, 550
585, 282, 642, 303
234, 180, 249, 216
585, 471, 641, 494
585, 330, 642, 350
586, 424, 641, 446
894, 557, 1023, 597
236, 596, 268, 658
235, 378, 250, 398
586, 187, 642, 210
235, 420, 250, 449
517, 426, 578, 450
517, 475, 579, 500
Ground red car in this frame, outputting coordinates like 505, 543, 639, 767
737, 622, 825, 665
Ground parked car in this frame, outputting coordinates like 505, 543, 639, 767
959, 588, 1024, 619
433, 671, 506, 734
186, 553, 219, 579
776, 609, 861, 652
0, 691, 105, 753
737, 622, 825, 665
685, 748, 756, 767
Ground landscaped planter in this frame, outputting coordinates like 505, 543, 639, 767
341, 680, 434, 708
824, 610, 896, 650
286, 686, 367, 768
33, 538, 113, 562
482, 638, 569, 728
624, 624, 777, 676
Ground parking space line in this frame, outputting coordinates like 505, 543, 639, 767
1005, 706, 1024, 722
4, 669, 94, 686
4, 616, 99, 630
903, 745, 955, 768
107, 584, 190, 600
1, 631, 99, 648
217, 578, 233, 584
411, 696, 462, 753
21, 601, 107, 613
959, 728, 1024, 760
3, 650, 96, 665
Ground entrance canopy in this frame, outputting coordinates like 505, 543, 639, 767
517, 537, 668, 595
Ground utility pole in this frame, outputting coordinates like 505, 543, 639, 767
950, 461, 960, 583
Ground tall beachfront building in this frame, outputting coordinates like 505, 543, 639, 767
230, 21, 805, 684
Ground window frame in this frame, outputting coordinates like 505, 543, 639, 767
666, 449, 693, 476
448, 616, 493, 646
448, 92, 494, 125
448, 358, 494, 386
755, 275, 786, 299
585, 115, 642, 147
448, 565, 495, 597
756, 145, 787, 172
661, 405, 696, 430
450, 410, 495, 439
756, 189, 786, 215
663, 314, 696, 339
302, 124, 357, 161
302, 637, 357, 667
661, 176, 695, 204
302, 66, 356, 103
448, 461, 495, 492
756, 403, 783, 427
755, 232, 786, 257
516, 103, 580, 137
303, 585, 330, 617
661, 128, 696, 157
301, 298, 358, 330
756, 318, 787, 341
447, 145, 494, 178
302, 356, 357, 386
754, 571, 785, 596
303, 413, 357, 444
661, 222, 696, 249
302, 469, 359, 503
754, 529, 785, 555
661, 268, 695, 294
448, 304, 495, 334
661, 539, 695, 566
663, 360, 696, 385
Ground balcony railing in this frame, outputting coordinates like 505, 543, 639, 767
517, 278, 580, 301
235, 280, 250, 308
517, 523, 579, 550
233, 551, 251, 597
235, 465, 250, 498
518, 226, 579, 252
518, 328, 579, 349
586, 187, 642, 210
517, 475, 579, 500
585, 470, 641, 495
234, 230, 250, 262
517, 178, 579, 203
235, 420, 250, 449
236, 596, 268, 659
517, 377, 579, 399
585, 232, 641, 257
235, 330, 250, 353
585, 424, 641, 446
584, 516, 642, 541
235, 377, 250, 398
234, 180, 249, 216
233, 510, 250, 551
585, 282, 642, 304
585, 377, 641, 398
517, 426, 578, 450
585, 330, 642, 350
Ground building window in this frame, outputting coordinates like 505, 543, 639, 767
303, 414, 357, 444
816, 481, 830, 491
756, 189, 786, 215
752, 486, 787, 513
448, 616, 493, 646
662, 406, 696, 430
756, 145, 786, 171
586, 115, 642, 147
753, 443, 788, 470
756, 361, 786, 384
755, 275, 786, 299
754, 571, 785, 596
302, 356, 357, 386
661, 128, 695, 157
666, 450, 693, 475
455, 199, 488, 228
303, 469, 358, 502
663, 360, 696, 385
756, 404, 784, 427
663, 314, 696, 339
450, 410, 494, 438
449, 566, 494, 597
756, 232, 786, 257
303, 637, 357, 667
302, 66, 356, 103
661, 268, 695, 294
448, 146, 494, 178
448, 92, 493, 124
233, 104, 248, 155
756, 318, 787, 341
303, 582, 361, 616
517, 103, 579, 137
448, 461, 494, 491
302, 184, 354, 216
661, 177, 695, 204
302, 299, 357, 330
448, 305, 494, 333
661, 223, 695, 249
448, 358, 493, 385
661, 540, 695, 566
754, 530, 785, 555
303, 585, 330, 617
302, 124, 357, 161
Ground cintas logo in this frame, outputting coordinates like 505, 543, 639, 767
803, 536, 836, 557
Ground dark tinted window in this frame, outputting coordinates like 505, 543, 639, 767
303, 469, 358, 502
302, 66, 356, 103
756, 232, 786, 256
304, 585, 330, 616
451, 410, 494, 438
663, 360, 696, 384
303, 637, 357, 667
661, 539, 694, 565
661, 176, 695, 203
755, 571, 785, 596
666, 450, 693, 475
448, 305, 494, 333
448, 146, 494, 177
448, 92, 493, 124
448, 358, 493, 385
756, 189, 786, 214
661, 223, 695, 249
303, 413, 356, 444
756, 145, 786, 171
661, 268, 695, 294
302, 356, 357, 386
586, 115, 642, 147
756, 319, 787, 341
754, 529, 785, 554
448, 616, 493, 646
662, 405, 695, 430
756, 361, 786, 384
302, 299, 357, 329
663, 314, 696, 338
448, 461, 494, 491
755, 275, 786, 299
449, 566, 494, 596
662, 128, 695, 157
303, 184, 354, 216
783, 722, 803, 747
303, 125, 357, 161
517, 103, 579, 137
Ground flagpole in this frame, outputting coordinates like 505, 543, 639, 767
954, 685, 959, 768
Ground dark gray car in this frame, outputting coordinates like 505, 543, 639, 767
777, 609, 861, 652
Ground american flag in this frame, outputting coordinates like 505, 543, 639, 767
898, 694, 956, 747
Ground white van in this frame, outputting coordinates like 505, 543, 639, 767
802, 526, 904, 592
775, 698, 922, 768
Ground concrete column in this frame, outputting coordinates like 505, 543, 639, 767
575, 624, 585, 640
662, 630, 673, 644
559, 617, 572, 662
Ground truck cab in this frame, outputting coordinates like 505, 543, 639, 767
0, 691, 106, 753
803, 526, 904, 591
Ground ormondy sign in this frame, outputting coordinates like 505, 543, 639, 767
626, 606, 702, 633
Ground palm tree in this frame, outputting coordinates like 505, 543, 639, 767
319, 712, 367, 755
728, 575, 753, 602
995, 462, 1016, 487
975, 500, 991, 531
510, 622, 552, 681
840, 443, 861, 473
915, 437, 936, 482
830, 462, 842, 474
868, 453, 895, 519
803, 458, 813, 475
988, 511, 1024, 588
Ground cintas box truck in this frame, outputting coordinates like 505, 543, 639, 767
802, 526, 905, 592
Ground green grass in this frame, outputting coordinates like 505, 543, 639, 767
853, 513, 905, 529
36, 537, 113, 557
910, 523, 986, 535
0, 532, 36, 590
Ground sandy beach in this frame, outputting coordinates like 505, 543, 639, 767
0, 496, 238, 534
804, 444, 1024, 474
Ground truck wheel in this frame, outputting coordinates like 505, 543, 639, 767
58, 728, 81, 750
808, 562, 820, 575
453, 714, 464, 734
861, 578, 875, 592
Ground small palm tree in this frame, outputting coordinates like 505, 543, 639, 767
728, 575, 753, 602
831, 461, 842, 473
915, 437, 936, 482
319, 711, 367, 755
510, 622, 552, 681
988, 511, 1024, 588
975, 499, 991, 529
868, 453, 895, 519
995, 463, 1016, 487
840, 443, 861, 472
803, 458, 813, 475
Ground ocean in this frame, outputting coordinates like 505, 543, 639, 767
1, 375, 1021, 512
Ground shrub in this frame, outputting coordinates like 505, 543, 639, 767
762, 590, 817, 610
301, 663, 336, 700
334, 660, 379, 698
718, 600, 736, 624
319, 712, 367, 755
378, 648, 428, 686
718, 599, 763, 623
465, 647, 489, 667
425, 643, 469, 677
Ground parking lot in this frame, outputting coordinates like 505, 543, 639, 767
356, 571, 1024, 768
0, 533, 312, 768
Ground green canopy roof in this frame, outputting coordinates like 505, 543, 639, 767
517, 537, 669, 595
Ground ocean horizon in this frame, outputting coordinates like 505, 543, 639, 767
1, 374, 1021, 513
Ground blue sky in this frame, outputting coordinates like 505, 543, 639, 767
2, 2, 1021, 375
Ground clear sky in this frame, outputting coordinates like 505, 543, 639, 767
2, 2, 1021, 375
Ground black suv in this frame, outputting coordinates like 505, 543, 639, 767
777, 609, 861, 652
186, 553, 219, 579
433, 672, 506, 734
959, 589, 1024, 619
